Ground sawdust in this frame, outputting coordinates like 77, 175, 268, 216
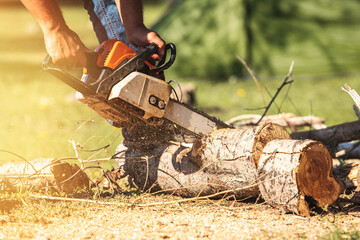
0, 197, 359, 239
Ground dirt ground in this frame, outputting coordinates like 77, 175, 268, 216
0, 194, 359, 240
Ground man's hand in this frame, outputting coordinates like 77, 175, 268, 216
116, 0, 165, 61
21, 0, 89, 69
44, 26, 90, 68
127, 27, 165, 61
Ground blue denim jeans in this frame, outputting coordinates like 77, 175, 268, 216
83, 0, 136, 50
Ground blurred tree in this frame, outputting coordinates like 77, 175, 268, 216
154, 0, 360, 79
154, 0, 247, 79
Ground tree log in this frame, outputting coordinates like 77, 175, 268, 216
0, 159, 89, 193
258, 139, 345, 217
117, 123, 290, 199
291, 120, 360, 144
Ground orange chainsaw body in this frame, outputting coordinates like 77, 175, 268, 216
95, 39, 155, 70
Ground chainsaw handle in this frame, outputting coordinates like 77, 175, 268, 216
141, 43, 159, 62
150, 43, 176, 74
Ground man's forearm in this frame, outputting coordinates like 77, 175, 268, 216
115, 0, 145, 36
21, 0, 88, 67
21, 0, 68, 34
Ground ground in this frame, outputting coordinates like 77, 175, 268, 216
0, 192, 360, 239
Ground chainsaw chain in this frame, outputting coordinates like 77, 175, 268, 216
151, 98, 232, 143
169, 98, 232, 130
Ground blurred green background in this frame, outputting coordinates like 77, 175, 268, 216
155, 0, 360, 79
0, 0, 359, 164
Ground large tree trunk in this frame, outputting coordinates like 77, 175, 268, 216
258, 139, 345, 216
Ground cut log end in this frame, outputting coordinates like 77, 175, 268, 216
297, 142, 345, 207
258, 139, 344, 216
253, 123, 291, 166
50, 160, 90, 194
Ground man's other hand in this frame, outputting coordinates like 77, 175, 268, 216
44, 26, 90, 69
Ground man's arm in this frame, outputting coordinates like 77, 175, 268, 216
115, 0, 165, 60
21, 0, 89, 68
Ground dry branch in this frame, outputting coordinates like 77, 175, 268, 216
237, 56, 266, 107
255, 61, 294, 125
291, 120, 360, 144
227, 113, 326, 130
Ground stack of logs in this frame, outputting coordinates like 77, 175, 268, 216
117, 123, 344, 217
0, 123, 345, 217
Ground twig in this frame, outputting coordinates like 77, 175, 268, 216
29, 194, 130, 206
78, 144, 110, 153
69, 140, 83, 168
237, 56, 266, 107
80, 158, 112, 163
255, 61, 295, 125
0, 150, 37, 173
71, 115, 97, 140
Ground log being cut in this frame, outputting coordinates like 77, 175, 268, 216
117, 123, 290, 199
117, 122, 344, 215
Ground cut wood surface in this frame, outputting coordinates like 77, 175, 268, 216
50, 160, 90, 193
251, 122, 291, 166
258, 139, 344, 216
291, 120, 360, 144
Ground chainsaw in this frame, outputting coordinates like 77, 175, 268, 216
42, 39, 230, 137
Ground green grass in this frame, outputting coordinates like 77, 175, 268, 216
191, 73, 360, 127
0, 4, 359, 164
320, 226, 360, 240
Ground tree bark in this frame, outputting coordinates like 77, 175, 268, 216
258, 139, 345, 217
